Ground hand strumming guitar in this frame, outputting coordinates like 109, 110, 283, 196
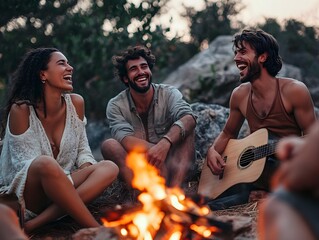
206, 146, 226, 175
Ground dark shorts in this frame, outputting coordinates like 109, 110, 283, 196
272, 187, 319, 239
253, 156, 279, 191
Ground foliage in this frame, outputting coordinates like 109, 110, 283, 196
258, 18, 319, 78
0, 0, 190, 119
0, 0, 318, 120
257, 18, 282, 38
184, 0, 244, 50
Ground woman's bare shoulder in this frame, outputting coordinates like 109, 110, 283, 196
9, 103, 31, 135
69, 93, 85, 120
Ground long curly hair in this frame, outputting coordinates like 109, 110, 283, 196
1, 47, 59, 138
233, 28, 283, 77
112, 45, 156, 86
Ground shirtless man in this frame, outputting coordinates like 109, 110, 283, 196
206, 29, 316, 204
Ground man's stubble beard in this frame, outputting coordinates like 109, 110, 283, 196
128, 76, 153, 93
240, 58, 261, 84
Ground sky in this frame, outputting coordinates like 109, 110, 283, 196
155, 0, 319, 40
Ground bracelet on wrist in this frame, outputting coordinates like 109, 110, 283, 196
162, 135, 173, 146
173, 120, 185, 140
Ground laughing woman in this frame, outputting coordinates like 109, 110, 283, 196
0, 48, 119, 233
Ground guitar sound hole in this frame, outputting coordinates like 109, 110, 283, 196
239, 148, 254, 168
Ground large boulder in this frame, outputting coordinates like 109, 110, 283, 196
192, 102, 249, 159
163, 35, 304, 106
189, 102, 249, 181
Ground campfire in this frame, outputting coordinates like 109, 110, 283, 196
101, 151, 233, 240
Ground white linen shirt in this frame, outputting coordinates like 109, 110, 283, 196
0, 94, 96, 216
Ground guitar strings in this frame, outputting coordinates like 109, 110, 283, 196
226, 151, 279, 165
224, 143, 278, 165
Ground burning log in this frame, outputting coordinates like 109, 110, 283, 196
102, 198, 233, 239
100, 151, 233, 240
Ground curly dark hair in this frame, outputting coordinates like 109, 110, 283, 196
0, 47, 59, 138
112, 45, 156, 86
233, 28, 282, 77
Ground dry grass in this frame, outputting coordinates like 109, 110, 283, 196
214, 201, 260, 239
214, 201, 259, 221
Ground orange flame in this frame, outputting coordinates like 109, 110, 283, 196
101, 151, 219, 239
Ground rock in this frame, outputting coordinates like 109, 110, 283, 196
72, 226, 117, 240
163, 36, 239, 105
192, 102, 249, 161
216, 215, 253, 236
161, 35, 319, 108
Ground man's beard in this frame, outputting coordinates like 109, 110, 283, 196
240, 58, 261, 83
128, 76, 152, 93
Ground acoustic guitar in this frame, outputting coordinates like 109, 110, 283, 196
198, 128, 278, 199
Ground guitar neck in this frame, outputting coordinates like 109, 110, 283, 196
253, 140, 278, 160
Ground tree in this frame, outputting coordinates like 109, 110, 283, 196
1, 0, 318, 120
259, 18, 319, 78
185, 0, 243, 50
0, 0, 191, 119
257, 18, 282, 38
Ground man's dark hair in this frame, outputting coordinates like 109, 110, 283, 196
112, 45, 156, 85
233, 28, 283, 77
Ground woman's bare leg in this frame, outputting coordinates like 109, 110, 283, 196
73, 160, 118, 199
24, 159, 118, 232
30, 159, 119, 218
23, 156, 114, 232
